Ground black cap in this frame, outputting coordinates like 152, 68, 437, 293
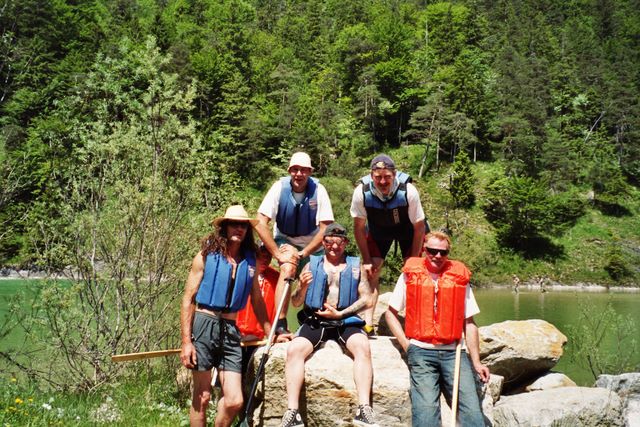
370, 154, 396, 170
324, 223, 348, 238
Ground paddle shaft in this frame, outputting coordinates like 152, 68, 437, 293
450, 337, 463, 427
111, 339, 266, 363
241, 277, 293, 426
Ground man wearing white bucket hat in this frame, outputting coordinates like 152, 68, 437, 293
180, 205, 271, 427
255, 152, 335, 339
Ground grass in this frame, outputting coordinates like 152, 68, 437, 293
0, 369, 190, 426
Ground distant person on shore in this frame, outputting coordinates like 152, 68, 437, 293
351, 154, 425, 335
180, 205, 271, 427
280, 223, 378, 427
255, 152, 335, 340
385, 231, 489, 426
512, 274, 520, 293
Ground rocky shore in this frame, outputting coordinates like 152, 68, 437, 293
226, 292, 639, 427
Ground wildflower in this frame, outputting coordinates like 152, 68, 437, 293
15, 398, 23, 405
42, 403, 52, 410
10, 378, 17, 383
28, 398, 33, 403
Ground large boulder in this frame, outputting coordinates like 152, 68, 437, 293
595, 373, 640, 427
246, 336, 495, 426
493, 387, 624, 426
247, 337, 412, 426
479, 320, 567, 389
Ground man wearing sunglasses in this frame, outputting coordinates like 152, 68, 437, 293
280, 223, 378, 427
350, 154, 426, 335
256, 152, 335, 340
384, 231, 490, 426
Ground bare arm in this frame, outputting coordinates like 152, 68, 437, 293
385, 306, 410, 352
316, 265, 373, 319
291, 265, 312, 307
465, 316, 490, 383
180, 252, 205, 369
353, 217, 371, 264
254, 213, 299, 266
409, 219, 426, 258
300, 220, 331, 258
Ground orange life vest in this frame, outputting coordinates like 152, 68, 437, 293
235, 266, 278, 340
403, 258, 470, 345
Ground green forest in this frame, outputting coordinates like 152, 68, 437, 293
2, 0, 639, 283
1, 0, 640, 420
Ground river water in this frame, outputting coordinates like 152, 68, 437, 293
473, 288, 640, 386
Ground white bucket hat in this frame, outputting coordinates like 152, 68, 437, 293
288, 152, 314, 171
212, 205, 258, 227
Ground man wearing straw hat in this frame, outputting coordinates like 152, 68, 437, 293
384, 231, 489, 426
180, 205, 271, 427
255, 152, 334, 339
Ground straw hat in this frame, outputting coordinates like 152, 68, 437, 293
212, 205, 258, 227
288, 152, 314, 171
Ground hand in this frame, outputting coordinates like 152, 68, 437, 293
315, 303, 341, 319
180, 342, 197, 369
277, 244, 300, 266
363, 263, 375, 280
298, 270, 313, 288
474, 362, 491, 383
276, 332, 293, 343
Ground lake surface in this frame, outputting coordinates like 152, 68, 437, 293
3, 280, 639, 386
473, 288, 640, 386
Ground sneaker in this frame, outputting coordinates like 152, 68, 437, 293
353, 404, 379, 427
281, 408, 304, 427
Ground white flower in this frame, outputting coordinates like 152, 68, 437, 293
42, 403, 52, 410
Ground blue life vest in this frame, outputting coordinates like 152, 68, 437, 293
275, 177, 319, 237
361, 171, 413, 240
304, 255, 360, 311
195, 251, 256, 312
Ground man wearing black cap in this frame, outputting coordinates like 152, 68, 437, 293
280, 223, 378, 427
350, 154, 425, 335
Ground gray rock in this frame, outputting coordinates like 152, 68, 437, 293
479, 320, 566, 389
524, 372, 576, 392
493, 386, 624, 426
595, 373, 640, 427
247, 337, 412, 427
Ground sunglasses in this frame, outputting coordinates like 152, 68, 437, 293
226, 221, 249, 228
323, 237, 345, 245
425, 247, 449, 257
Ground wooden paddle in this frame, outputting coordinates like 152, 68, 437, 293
111, 339, 267, 362
450, 338, 463, 427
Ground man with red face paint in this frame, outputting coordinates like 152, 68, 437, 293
384, 231, 490, 427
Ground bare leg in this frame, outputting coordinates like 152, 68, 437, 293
362, 257, 384, 329
285, 337, 314, 409
191, 370, 212, 427
214, 370, 244, 427
346, 333, 373, 405
274, 244, 299, 328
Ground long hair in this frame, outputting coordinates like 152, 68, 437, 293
200, 222, 257, 259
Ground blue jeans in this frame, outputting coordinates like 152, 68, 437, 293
406, 344, 485, 427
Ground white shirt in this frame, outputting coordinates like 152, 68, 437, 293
258, 179, 334, 247
388, 272, 479, 350
350, 182, 425, 223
